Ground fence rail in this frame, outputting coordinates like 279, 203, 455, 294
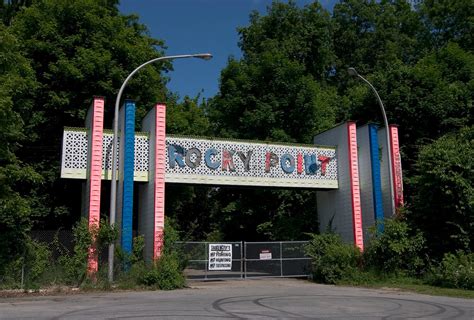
176, 241, 311, 281
3, 232, 312, 287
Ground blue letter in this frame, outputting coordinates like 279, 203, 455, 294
205, 148, 220, 170
304, 154, 318, 175
168, 144, 185, 168
280, 154, 295, 174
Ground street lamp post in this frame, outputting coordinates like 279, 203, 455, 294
347, 67, 396, 218
108, 53, 213, 282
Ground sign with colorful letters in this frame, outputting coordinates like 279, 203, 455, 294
60, 130, 338, 189
165, 136, 338, 189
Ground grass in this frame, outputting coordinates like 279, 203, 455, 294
337, 273, 474, 299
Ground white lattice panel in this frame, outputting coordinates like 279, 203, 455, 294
61, 129, 88, 179
61, 128, 149, 181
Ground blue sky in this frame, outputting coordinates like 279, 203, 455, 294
119, 0, 337, 100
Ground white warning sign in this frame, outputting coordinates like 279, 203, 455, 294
208, 243, 232, 271
259, 249, 272, 260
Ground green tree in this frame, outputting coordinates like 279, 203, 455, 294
202, 1, 335, 241
8, 0, 169, 228
165, 95, 214, 240
332, 0, 429, 133
209, 1, 336, 143
0, 24, 39, 273
420, 0, 474, 51
332, 0, 424, 77
345, 42, 473, 172
0, 0, 33, 25
409, 126, 474, 256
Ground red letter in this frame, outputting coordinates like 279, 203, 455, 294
297, 153, 303, 174
318, 156, 331, 176
222, 149, 236, 172
265, 152, 279, 173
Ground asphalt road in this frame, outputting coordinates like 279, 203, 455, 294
0, 278, 472, 319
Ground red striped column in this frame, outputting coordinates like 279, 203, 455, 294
389, 125, 404, 210
347, 122, 364, 251
153, 104, 166, 260
87, 97, 104, 274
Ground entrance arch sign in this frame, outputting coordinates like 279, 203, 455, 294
61, 99, 403, 269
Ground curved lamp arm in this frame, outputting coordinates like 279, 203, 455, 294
108, 53, 212, 282
348, 67, 395, 218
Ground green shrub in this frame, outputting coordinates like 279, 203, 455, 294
426, 251, 474, 290
305, 233, 361, 284
115, 235, 145, 269
58, 218, 117, 286
139, 220, 186, 290
57, 218, 93, 285
0, 237, 51, 289
23, 239, 51, 288
410, 126, 474, 255
115, 236, 147, 288
140, 252, 185, 290
364, 218, 426, 275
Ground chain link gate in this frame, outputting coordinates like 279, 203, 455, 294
176, 241, 311, 280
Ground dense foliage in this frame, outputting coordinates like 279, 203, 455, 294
0, 0, 473, 289
306, 232, 361, 284
426, 251, 474, 290
364, 218, 426, 275
409, 126, 474, 255
306, 220, 474, 290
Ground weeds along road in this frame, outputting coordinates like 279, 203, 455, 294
0, 278, 473, 319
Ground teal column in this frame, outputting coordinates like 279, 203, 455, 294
369, 124, 384, 232
121, 100, 135, 254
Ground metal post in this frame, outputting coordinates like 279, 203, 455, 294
21, 260, 25, 289
348, 67, 396, 217
280, 241, 283, 277
204, 242, 208, 281
244, 242, 247, 279
108, 53, 212, 282
240, 241, 243, 279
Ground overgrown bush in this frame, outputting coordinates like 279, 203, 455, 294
139, 252, 185, 290
115, 236, 148, 288
409, 126, 474, 256
0, 237, 50, 289
138, 220, 186, 290
364, 218, 426, 275
57, 219, 92, 285
305, 233, 361, 284
58, 218, 117, 286
426, 251, 474, 290
22, 239, 51, 288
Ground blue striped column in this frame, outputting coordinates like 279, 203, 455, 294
121, 100, 135, 254
368, 124, 384, 232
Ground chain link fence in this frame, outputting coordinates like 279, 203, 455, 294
0, 230, 75, 288
176, 241, 312, 280
175, 242, 244, 280
2, 233, 312, 287
30, 230, 75, 259
244, 241, 311, 278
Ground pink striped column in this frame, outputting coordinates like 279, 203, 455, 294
86, 96, 105, 274
347, 122, 364, 251
389, 125, 404, 210
153, 104, 166, 260
139, 103, 167, 262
